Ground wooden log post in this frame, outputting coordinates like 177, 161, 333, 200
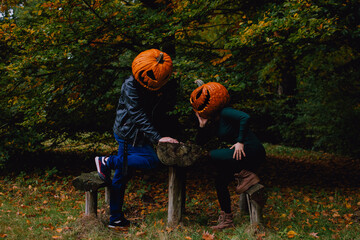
72, 171, 109, 216
243, 183, 267, 225
239, 193, 249, 215
85, 190, 98, 216
167, 166, 186, 226
156, 142, 202, 227
105, 187, 111, 204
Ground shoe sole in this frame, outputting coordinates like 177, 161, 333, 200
95, 157, 107, 182
108, 225, 129, 228
108, 225, 129, 232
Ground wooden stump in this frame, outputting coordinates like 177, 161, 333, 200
157, 142, 202, 226
72, 171, 109, 216
242, 183, 267, 225
167, 166, 186, 227
239, 193, 249, 215
85, 191, 98, 216
156, 142, 202, 167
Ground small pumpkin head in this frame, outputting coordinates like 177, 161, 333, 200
132, 49, 173, 91
190, 82, 230, 119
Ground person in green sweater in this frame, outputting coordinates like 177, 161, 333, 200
190, 81, 266, 230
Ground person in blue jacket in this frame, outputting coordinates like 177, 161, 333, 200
191, 81, 266, 230
95, 49, 179, 228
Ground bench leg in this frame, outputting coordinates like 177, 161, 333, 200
246, 194, 263, 224
105, 187, 110, 204
239, 193, 249, 215
167, 166, 185, 227
85, 190, 98, 216
243, 184, 267, 225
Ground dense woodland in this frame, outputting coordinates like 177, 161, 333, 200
1, 0, 359, 167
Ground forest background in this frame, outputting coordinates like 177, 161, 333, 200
1, 0, 359, 165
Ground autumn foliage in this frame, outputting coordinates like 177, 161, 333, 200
1, 0, 359, 164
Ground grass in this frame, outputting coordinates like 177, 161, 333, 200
1, 142, 360, 239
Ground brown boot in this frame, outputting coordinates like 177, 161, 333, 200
210, 211, 235, 230
234, 170, 260, 194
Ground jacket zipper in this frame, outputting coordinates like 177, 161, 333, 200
132, 128, 139, 146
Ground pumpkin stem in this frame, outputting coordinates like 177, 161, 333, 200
195, 79, 204, 87
156, 53, 164, 63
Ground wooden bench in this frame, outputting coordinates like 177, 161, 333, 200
72, 143, 266, 226
72, 171, 110, 216
72, 142, 202, 226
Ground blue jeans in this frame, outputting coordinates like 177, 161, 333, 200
107, 134, 160, 222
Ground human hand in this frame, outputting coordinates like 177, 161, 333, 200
230, 142, 246, 160
195, 112, 208, 128
159, 137, 179, 144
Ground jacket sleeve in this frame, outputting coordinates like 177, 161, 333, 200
221, 108, 250, 143
122, 79, 162, 144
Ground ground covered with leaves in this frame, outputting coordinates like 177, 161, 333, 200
1, 144, 360, 239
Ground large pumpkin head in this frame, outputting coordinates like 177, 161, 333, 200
132, 49, 173, 91
190, 82, 230, 119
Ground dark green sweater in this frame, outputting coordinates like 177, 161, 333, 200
196, 107, 262, 147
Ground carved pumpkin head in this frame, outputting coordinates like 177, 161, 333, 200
132, 49, 173, 91
190, 82, 230, 119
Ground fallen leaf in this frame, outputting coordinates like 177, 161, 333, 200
112, 226, 129, 232
287, 230, 297, 238
287, 211, 295, 219
256, 232, 266, 240
331, 234, 340, 239
309, 232, 319, 238
52, 236, 62, 239
136, 231, 146, 237
202, 231, 215, 240
185, 237, 192, 240
343, 213, 353, 221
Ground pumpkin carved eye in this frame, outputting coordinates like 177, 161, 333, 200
147, 70, 156, 81
190, 82, 230, 119
132, 49, 173, 91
